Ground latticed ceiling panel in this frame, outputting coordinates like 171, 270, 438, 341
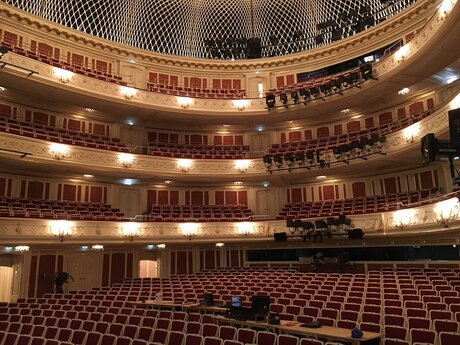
2, 0, 417, 59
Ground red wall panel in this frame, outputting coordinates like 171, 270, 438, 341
384, 178, 397, 194
409, 101, 424, 115
420, 171, 433, 189
177, 251, 187, 275
317, 127, 329, 138
102, 254, 110, 287
90, 186, 103, 203
205, 250, 215, 269
37, 255, 56, 297
215, 191, 225, 205
170, 191, 179, 205
288, 131, 301, 142
110, 253, 126, 285
346, 121, 360, 132
147, 190, 157, 209
191, 191, 203, 205
62, 184, 77, 201
27, 181, 44, 199
378, 112, 393, 124
0, 178, 6, 196
352, 182, 366, 198
158, 191, 169, 205
225, 191, 237, 205
322, 186, 335, 200
291, 188, 302, 203
237, 191, 247, 205
28, 255, 37, 297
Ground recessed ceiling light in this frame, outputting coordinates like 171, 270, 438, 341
223, 124, 230, 128
341, 109, 350, 114
257, 126, 264, 132
234, 181, 243, 185
129, 59, 136, 64
121, 179, 137, 186
398, 87, 410, 95
255, 71, 260, 74
0, 87, 6, 92
215, 242, 225, 247
85, 108, 94, 112
83, 174, 94, 178
351, 115, 362, 119
316, 175, 327, 180
164, 180, 173, 184
262, 182, 270, 188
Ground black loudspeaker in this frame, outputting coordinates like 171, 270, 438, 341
348, 228, 363, 239
274, 232, 288, 242
420, 133, 438, 163
449, 108, 460, 149
247, 37, 262, 59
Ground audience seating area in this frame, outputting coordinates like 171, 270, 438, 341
147, 143, 250, 159
1, 268, 460, 345
267, 108, 433, 157
2, 39, 127, 86
147, 83, 245, 100
276, 188, 440, 220
0, 116, 130, 152
0, 197, 126, 221
147, 204, 254, 222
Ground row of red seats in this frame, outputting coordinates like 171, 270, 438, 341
276, 188, 440, 219
268, 108, 433, 155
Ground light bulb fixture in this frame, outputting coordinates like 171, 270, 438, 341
393, 209, 416, 229
14, 245, 29, 253
120, 86, 137, 100
91, 244, 104, 251
178, 97, 193, 109
235, 160, 250, 173
177, 159, 192, 172
157, 244, 166, 249
398, 87, 410, 95
54, 68, 73, 83
403, 123, 420, 143
316, 175, 327, 181
215, 242, 225, 248
50, 220, 73, 242
233, 99, 248, 111
49, 143, 70, 160
395, 44, 409, 62
117, 153, 135, 168
180, 223, 199, 240
236, 222, 255, 236
121, 222, 140, 242
439, 0, 456, 17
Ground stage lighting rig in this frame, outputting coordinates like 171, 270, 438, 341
266, 94, 276, 110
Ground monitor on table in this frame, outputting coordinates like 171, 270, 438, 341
251, 295, 270, 315
231, 296, 242, 307
202, 292, 214, 307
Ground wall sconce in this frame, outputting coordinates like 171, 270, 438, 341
233, 99, 248, 111
49, 143, 70, 160
121, 222, 140, 241
177, 159, 192, 172
178, 97, 193, 109
54, 68, 73, 83
117, 153, 135, 168
395, 44, 409, 62
50, 220, 73, 242
180, 223, 199, 240
237, 222, 255, 236
235, 160, 250, 173
91, 244, 104, 251
157, 244, 166, 249
14, 245, 30, 253
403, 123, 420, 143
120, 86, 137, 100
215, 242, 225, 248
439, 0, 456, 18
393, 209, 416, 229
434, 197, 459, 227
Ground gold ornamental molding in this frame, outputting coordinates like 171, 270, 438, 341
0, 0, 438, 72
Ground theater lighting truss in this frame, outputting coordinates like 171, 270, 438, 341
265, 64, 377, 110
283, 216, 352, 243
263, 134, 386, 173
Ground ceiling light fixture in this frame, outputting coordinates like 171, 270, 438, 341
398, 87, 410, 95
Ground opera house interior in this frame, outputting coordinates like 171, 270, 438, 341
1, 0, 460, 344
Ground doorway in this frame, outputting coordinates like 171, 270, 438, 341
139, 259, 159, 278
0, 266, 13, 302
